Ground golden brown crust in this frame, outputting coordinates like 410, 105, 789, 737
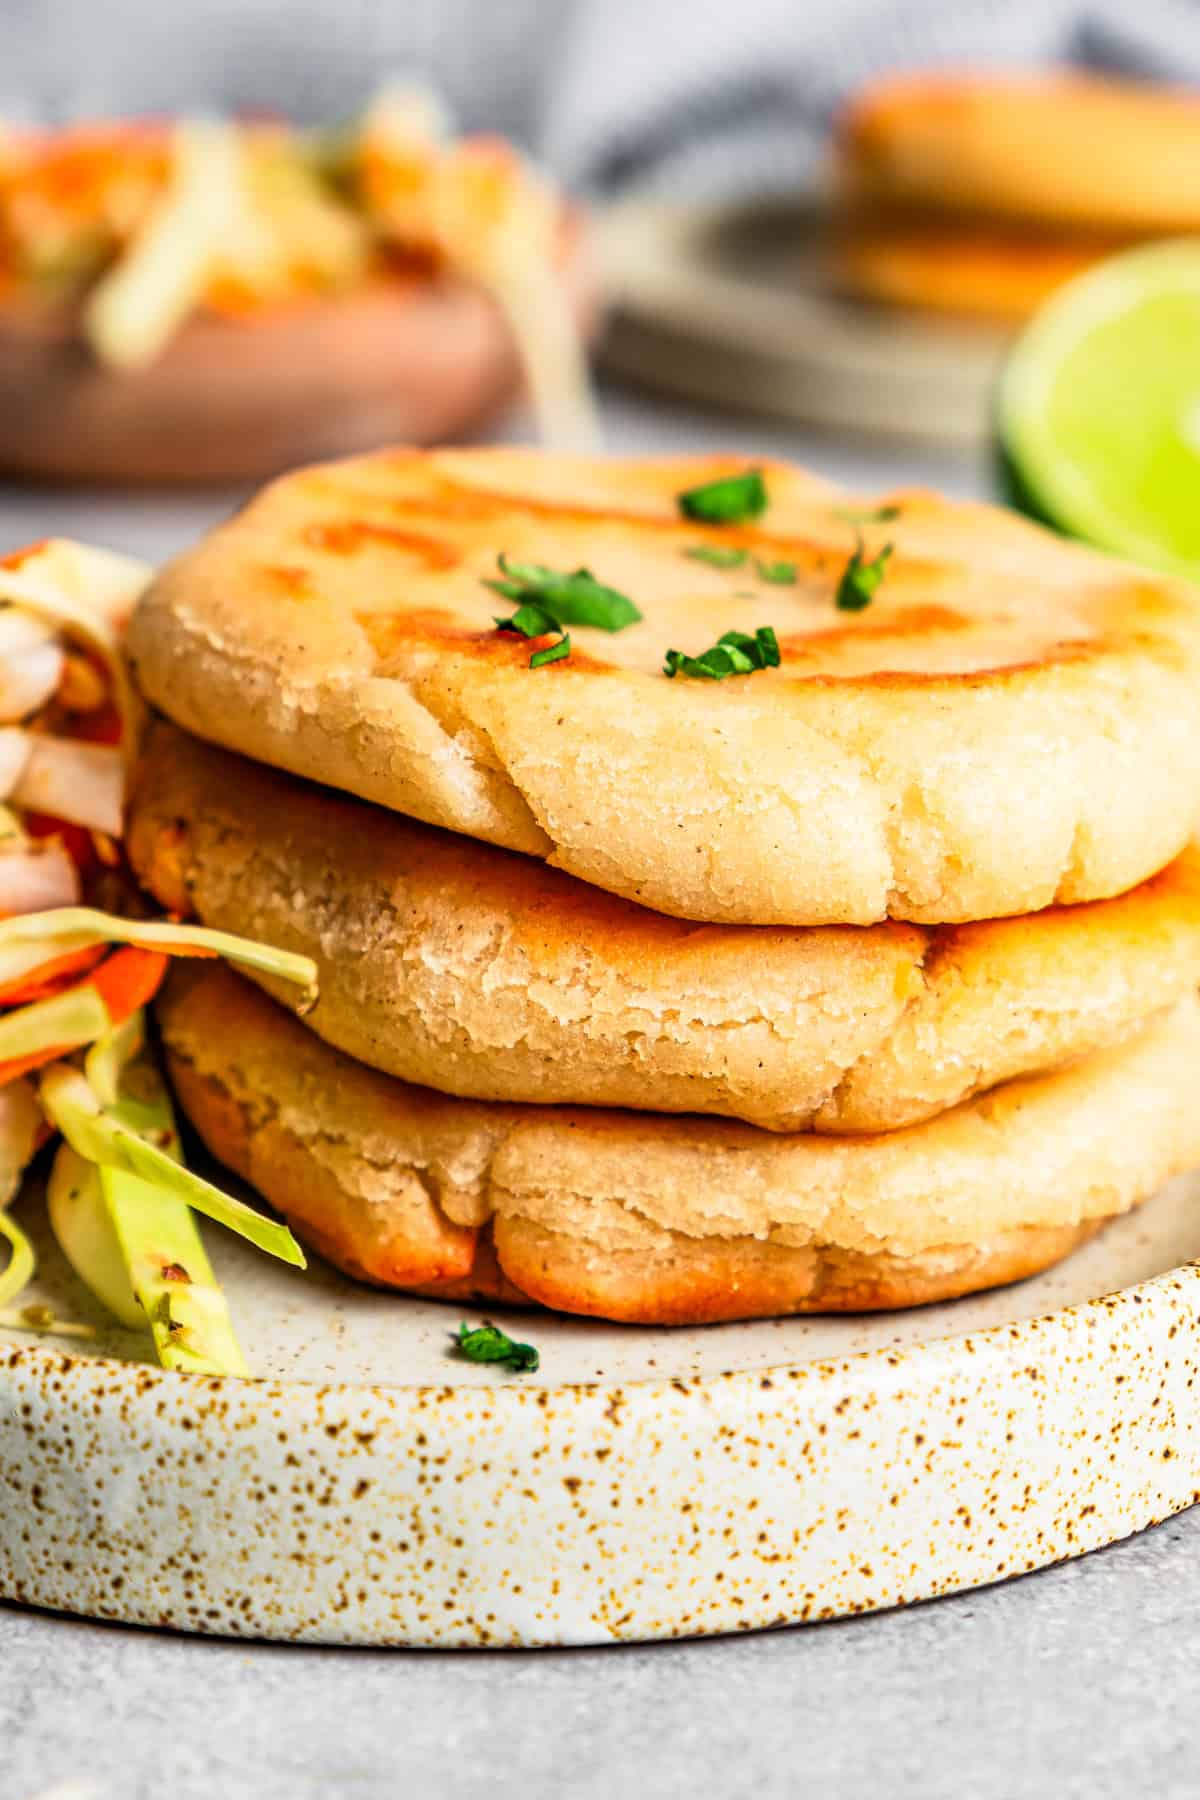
128, 721, 1200, 1134
831, 217, 1123, 320
125, 447, 1200, 927
158, 965, 1200, 1324
491, 1216, 1102, 1322
837, 71, 1200, 234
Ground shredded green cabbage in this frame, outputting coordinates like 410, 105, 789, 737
0, 1204, 34, 1309
40, 1061, 306, 1268
0, 907, 318, 1003
47, 1146, 143, 1328
49, 1149, 248, 1375
48, 1017, 251, 1373
0, 983, 110, 1063
106, 1166, 248, 1376
83, 1009, 144, 1108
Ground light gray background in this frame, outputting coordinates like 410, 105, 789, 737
2, 387, 1198, 1799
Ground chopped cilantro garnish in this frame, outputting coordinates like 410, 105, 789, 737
836, 538, 893, 612
682, 544, 748, 569
833, 503, 902, 526
484, 555, 641, 631
664, 625, 780, 680
684, 545, 797, 583
491, 596, 570, 669
677, 468, 767, 525
492, 598, 560, 638
485, 553, 640, 670
529, 635, 571, 669
725, 626, 781, 667
754, 557, 796, 585
454, 1319, 540, 1373
664, 643, 750, 680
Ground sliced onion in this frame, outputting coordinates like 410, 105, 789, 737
12, 737, 124, 835
0, 607, 63, 724
0, 543, 152, 758
0, 606, 55, 656
0, 841, 81, 915
0, 643, 64, 722
0, 729, 30, 799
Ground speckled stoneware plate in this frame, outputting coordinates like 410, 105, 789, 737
596, 197, 1010, 446
3, 1171, 1200, 1648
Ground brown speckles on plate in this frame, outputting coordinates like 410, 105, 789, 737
3, 1176, 1200, 1647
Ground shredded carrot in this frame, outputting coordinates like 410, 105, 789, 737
0, 947, 167, 1089
0, 942, 106, 1006
87, 946, 169, 1024
0, 539, 53, 570
204, 273, 272, 316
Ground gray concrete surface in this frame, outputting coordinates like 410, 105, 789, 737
2, 388, 1191, 1800
6, 1510, 1200, 1799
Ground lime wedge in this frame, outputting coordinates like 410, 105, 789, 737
998, 240, 1200, 580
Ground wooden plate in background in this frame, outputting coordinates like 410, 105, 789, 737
0, 225, 599, 486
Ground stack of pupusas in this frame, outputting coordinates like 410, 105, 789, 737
832, 71, 1200, 321
123, 449, 1200, 1323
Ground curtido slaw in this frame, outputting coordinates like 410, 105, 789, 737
0, 84, 594, 449
0, 538, 318, 1376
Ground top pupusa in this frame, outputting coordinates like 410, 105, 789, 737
125, 446, 1200, 927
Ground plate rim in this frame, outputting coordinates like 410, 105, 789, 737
6, 1247, 1200, 1646
595, 193, 1008, 444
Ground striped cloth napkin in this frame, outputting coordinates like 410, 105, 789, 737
6, 0, 1200, 197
